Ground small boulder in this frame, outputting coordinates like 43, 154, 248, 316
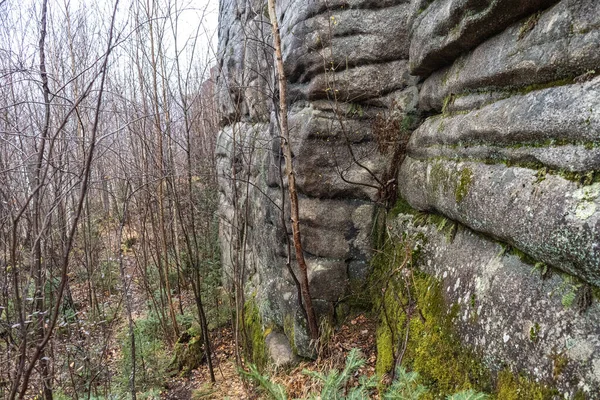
265, 332, 297, 368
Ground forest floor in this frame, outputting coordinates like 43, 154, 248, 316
59, 235, 379, 399
161, 313, 378, 399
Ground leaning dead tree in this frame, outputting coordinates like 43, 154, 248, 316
267, 0, 319, 341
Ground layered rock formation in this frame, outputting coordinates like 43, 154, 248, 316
215, 0, 600, 396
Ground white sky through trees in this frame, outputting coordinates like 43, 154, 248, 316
0, 0, 219, 84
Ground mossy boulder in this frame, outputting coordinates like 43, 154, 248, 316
371, 233, 491, 397
170, 324, 204, 375
244, 299, 268, 370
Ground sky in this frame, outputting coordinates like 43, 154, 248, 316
0, 0, 220, 74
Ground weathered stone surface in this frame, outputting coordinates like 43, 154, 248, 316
216, 0, 272, 123
216, 85, 384, 358
289, 59, 417, 102
265, 332, 298, 367
410, 77, 600, 172
398, 157, 600, 286
278, 0, 411, 84
419, 0, 600, 111
409, 0, 559, 76
390, 212, 600, 396
298, 197, 374, 259
287, 104, 390, 201
216, 0, 600, 391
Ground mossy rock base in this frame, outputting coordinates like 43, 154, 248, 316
371, 207, 600, 398
170, 327, 204, 376
244, 299, 268, 370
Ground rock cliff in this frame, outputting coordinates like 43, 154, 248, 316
215, 0, 600, 396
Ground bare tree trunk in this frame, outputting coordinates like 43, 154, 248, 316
117, 185, 137, 400
267, 0, 319, 341
11, 1, 120, 397
32, 2, 53, 397
147, 0, 179, 338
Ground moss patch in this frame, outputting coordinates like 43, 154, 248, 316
170, 325, 204, 376
429, 160, 474, 203
455, 167, 473, 202
514, 77, 573, 96
370, 215, 568, 398
370, 232, 491, 398
244, 299, 268, 370
497, 369, 557, 399
389, 196, 418, 218
430, 155, 600, 186
283, 313, 297, 355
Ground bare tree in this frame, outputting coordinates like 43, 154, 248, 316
4, 1, 121, 398
267, 0, 319, 341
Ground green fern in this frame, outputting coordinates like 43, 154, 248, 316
383, 366, 428, 400
303, 348, 366, 399
240, 349, 489, 400
447, 389, 489, 400
346, 375, 378, 400
239, 363, 288, 400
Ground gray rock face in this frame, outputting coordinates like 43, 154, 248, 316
396, 0, 600, 393
286, 104, 389, 200
399, 157, 600, 285
419, 0, 600, 111
390, 213, 600, 396
279, 0, 410, 84
265, 332, 298, 368
216, 0, 407, 360
409, 78, 600, 173
216, 0, 272, 123
409, 0, 559, 76
216, 0, 600, 393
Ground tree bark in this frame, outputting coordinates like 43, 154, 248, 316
267, 0, 319, 341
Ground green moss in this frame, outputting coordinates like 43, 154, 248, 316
455, 167, 473, 202
283, 313, 297, 355
442, 94, 454, 114
496, 369, 556, 400
170, 324, 204, 376
390, 196, 418, 218
370, 233, 491, 398
244, 299, 268, 370
518, 12, 541, 40
430, 160, 451, 193
441, 70, 450, 86
534, 167, 547, 184
437, 119, 446, 133
431, 153, 600, 187
507, 246, 537, 266
376, 323, 395, 374
592, 286, 600, 302
370, 214, 578, 399
446, 76, 573, 102
428, 161, 474, 203
416, 212, 458, 243
529, 323, 541, 343
454, 137, 600, 151
369, 202, 596, 398
515, 77, 573, 96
